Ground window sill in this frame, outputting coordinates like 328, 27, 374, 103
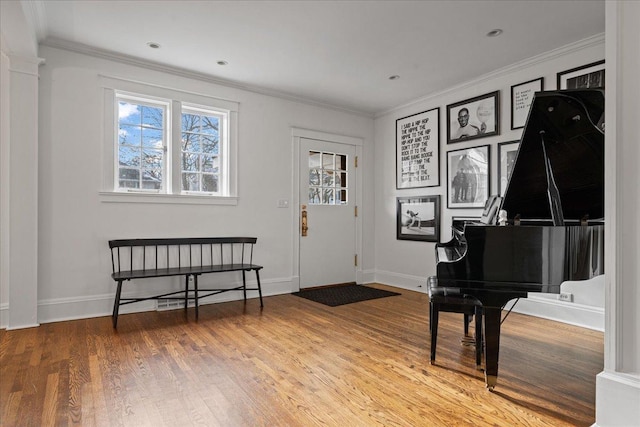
99, 191, 238, 206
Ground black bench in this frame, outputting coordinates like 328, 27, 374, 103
108, 237, 263, 328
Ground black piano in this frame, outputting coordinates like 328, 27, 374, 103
435, 89, 605, 390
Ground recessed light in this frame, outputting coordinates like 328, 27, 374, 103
217, 60, 228, 66
389, 75, 400, 80
486, 29, 503, 37
146, 42, 161, 49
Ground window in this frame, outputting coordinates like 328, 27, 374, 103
308, 150, 348, 205
117, 95, 167, 191
111, 89, 235, 200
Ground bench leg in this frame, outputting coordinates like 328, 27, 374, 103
242, 270, 247, 302
112, 280, 123, 329
255, 269, 264, 308
184, 275, 189, 315
194, 274, 199, 320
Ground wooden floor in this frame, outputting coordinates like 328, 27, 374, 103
0, 284, 603, 427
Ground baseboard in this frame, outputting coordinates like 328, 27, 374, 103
508, 296, 604, 331
11, 276, 295, 327
595, 371, 640, 426
372, 270, 428, 293
372, 270, 603, 330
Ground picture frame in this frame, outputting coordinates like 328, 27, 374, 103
446, 91, 499, 144
557, 60, 605, 90
446, 145, 490, 209
498, 140, 519, 196
511, 78, 543, 129
396, 195, 440, 242
396, 108, 440, 189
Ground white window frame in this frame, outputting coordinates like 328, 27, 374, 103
99, 75, 238, 205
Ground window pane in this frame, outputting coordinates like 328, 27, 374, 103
142, 169, 162, 189
202, 174, 218, 192
182, 133, 200, 152
338, 189, 347, 204
201, 115, 219, 135
182, 113, 200, 132
323, 170, 334, 186
142, 149, 163, 169
119, 125, 141, 146
142, 128, 163, 148
119, 168, 139, 180
202, 155, 219, 173
309, 188, 321, 204
183, 173, 199, 191
322, 153, 334, 169
322, 189, 334, 204
309, 169, 321, 186
141, 105, 163, 128
182, 153, 199, 172
118, 101, 141, 125
309, 151, 321, 168
339, 172, 347, 188
337, 154, 347, 171
119, 146, 140, 167
202, 135, 219, 154
119, 179, 140, 189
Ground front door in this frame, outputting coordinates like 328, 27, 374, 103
299, 138, 356, 289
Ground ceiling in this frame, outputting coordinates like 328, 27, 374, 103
25, 0, 604, 115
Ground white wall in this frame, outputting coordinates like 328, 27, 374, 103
31, 45, 374, 323
373, 36, 606, 328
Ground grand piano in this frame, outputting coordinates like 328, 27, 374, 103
435, 89, 605, 390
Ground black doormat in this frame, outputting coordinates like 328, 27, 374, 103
292, 284, 400, 307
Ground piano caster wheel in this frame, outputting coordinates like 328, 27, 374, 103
485, 374, 497, 391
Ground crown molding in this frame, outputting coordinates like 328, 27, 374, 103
376, 33, 606, 118
40, 37, 374, 118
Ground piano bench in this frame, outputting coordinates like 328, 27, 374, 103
428, 278, 483, 369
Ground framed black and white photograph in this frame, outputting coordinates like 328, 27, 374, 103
498, 140, 519, 196
557, 60, 605, 90
396, 195, 440, 242
446, 91, 499, 144
446, 145, 490, 209
396, 108, 440, 189
511, 78, 543, 129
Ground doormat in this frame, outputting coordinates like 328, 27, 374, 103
292, 284, 400, 307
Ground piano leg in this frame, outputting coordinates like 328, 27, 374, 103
482, 307, 502, 391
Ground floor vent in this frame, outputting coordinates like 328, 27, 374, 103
156, 299, 195, 311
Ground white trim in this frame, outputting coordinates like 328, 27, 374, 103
595, 371, 640, 426
291, 128, 364, 291
377, 33, 605, 118
43, 39, 371, 118
508, 296, 604, 331
99, 191, 238, 205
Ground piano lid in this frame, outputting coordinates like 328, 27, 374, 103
501, 89, 605, 222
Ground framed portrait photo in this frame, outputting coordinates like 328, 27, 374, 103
396, 108, 440, 189
446, 145, 490, 209
396, 195, 440, 242
498, 140, 519, 196
446, 91, 499, 144
557, 60, 605, 90
511, 78, 543, 129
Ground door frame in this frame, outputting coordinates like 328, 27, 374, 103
291, 127, 364, 292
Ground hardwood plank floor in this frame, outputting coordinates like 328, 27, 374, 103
0, 284, 603, 426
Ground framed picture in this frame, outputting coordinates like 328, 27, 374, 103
557, 60, 605, 90
446, 91, 499, 144
396, 195, 440, 242
511, 78, 543, 129
498, 140, 519, 196
446, 145, 490, 209
396, 108, 440, 189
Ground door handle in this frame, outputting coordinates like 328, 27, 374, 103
301, 205, 308, 236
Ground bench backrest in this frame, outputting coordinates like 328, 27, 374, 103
109, 237, 258, 274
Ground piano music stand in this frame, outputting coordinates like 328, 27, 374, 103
428, 276, 483, 368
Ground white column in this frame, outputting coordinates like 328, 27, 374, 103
5, 54, 43, 330
597, 1, 640, 425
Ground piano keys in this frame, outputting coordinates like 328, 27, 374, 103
435, 89, 605, 390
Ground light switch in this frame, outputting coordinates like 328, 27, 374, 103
277, 199, 289, 208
